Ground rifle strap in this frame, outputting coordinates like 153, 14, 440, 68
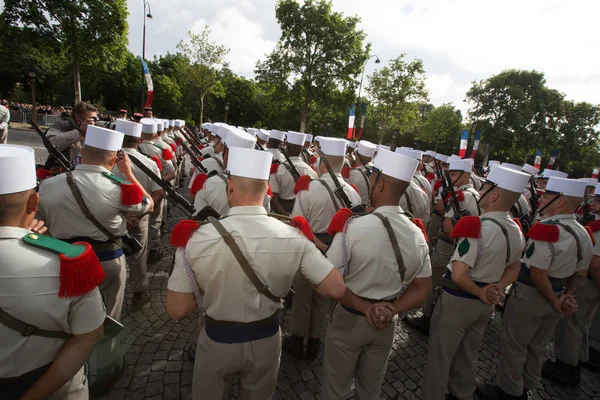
207, 217, 281, 303
481, 218, 511, 264
555, 222, 583, 263
372, 213, 406, 281
316, 179, 341, 211
357, 168, 371, 196
404, 192, 415, 215
282, 161, 300, 183
0, 307, 71, 339
215, 157, 225, 170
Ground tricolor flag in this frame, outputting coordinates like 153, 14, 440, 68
142, 59, 154, 108
458, 130, 469, 158
469, 130, 481, 159
534, 150, 542, 169
356, 103, 367, 140
347, 107, 355, 140
546, 149, 559, 169
593, 167, 599, 179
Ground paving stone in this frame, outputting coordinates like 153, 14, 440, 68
145, 381, 163, 397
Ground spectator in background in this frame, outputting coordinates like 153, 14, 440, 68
0, 100, 10, 144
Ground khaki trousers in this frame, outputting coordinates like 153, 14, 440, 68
496, 284, 563, 396
322, 305, 397, 400
291, 273, 328, 338
148, 199, 163, 248
591, 301, 600, 352
48, 365, 88, 400
192, 329, 281, 400
554, 279, 600, 364
427, 213, 443, 249
423, 291, 492, 400
128, 215, 150, 293
422, 239, 454, 317
0, 127, 7, 144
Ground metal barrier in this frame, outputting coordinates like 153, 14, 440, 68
8, 110, 62, 126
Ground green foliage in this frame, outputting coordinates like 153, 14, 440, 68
417, 103, 463, 154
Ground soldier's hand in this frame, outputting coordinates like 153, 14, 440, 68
556, 294, 578, 314
484, 284, 502, 305
365, 303, 394, 330
126, 216, 140, 230
477, 284, 496, 305
28, 219, 48, 235
115, 150, 134, 178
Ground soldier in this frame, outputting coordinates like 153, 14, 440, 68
112, 119, 164, 311
405, 158, 481, 334
269, 131, 318, 215
284, 137, 362, 359
478, 177, 593, 399
500, 163, 533, 220
256, 129, 270, 149
423, 166, 529, 400
395, 148, 432, 227
119, 109, 127, 119
132, 112, 143, 123
521, 163, 540, 202
166, 146, 373, 399
0, 99, 10, 144
347, 140, 377, 208
143, 106, 152, 118
426, 153, 450, 245
412, 150, 434, 201
301, 134, 317, 165
536, 169, 568, 191
322, 149, 432, 399
267, 130, 286, 163
0, 144, 105, 399
422, 150, 437, 182
38, 126, 154, 395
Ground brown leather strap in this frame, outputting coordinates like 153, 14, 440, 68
65, 171, 123, 248
403, 192, 415, 215
316, 179, 340, 211
0, 307, 71, 339
207, 217, 281, 303
357, 168, 371, 198
372, 213, 406, 281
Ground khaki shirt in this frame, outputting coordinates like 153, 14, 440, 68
413, 173, 433, 202
113, 148, 162, 195
139, 140, 176, 174
267, 148, 286, 163
168, 206, 334, 322
347, 166, 371, 206
445, 184, 480, 219
270, 156, 318, 201
327, 206, 431, 300
470, 175, 483, 191
512, 194, 532, 217
291, 173, 363, 234
0, 227, 105, 377
400, 180, 431, 225
522, 214, 594, 278
188, 154, 224, 190
449, 212, 525, 283
162, 134, 181, 158
593, 227, 600, 257
38, 164, 150, 240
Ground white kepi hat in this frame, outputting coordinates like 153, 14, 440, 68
488, 160, 501, 168
424, 150, 437, 158
305, 134, 313, 143
373, 149, 419, 182
357, 140, 377, 158
225, 128, 256, 149
487, 166, 530, 193
270, 130, 286, 141
246, 128, 258, 138
578, 177, 598, 188
140, 118, 157, 134
395, 148, 419, 160
286, 131, 307, 146
546, 177, 587, 198
594, 183, 600, 196
448, 159, 473, 173
539, 169, 568, 179
319, 137, 347, 157
115, 119, 142, 137
85, 126, 124, 152
0, 145, 36, 195
521, 163, 539, 177
228, 147, 273, 180
500, 163, 521, 171
435, 153, 449, 163
154, 119, 164, 132
174, 120, 184, 128
257, 129, 270, 142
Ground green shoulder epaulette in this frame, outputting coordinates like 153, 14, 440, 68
102, 172, 133, 185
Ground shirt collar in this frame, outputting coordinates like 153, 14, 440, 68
290, 156, 302, 161
458, 183, 474, 190
481, 211, 510, 219
228, 206, 268, 216
142, 140, 155, 144
322, 172, 343, 180
0, 226, 32, 239
373, 205, 404, 214
542, 214, 576, 222
75, 164, 111, 174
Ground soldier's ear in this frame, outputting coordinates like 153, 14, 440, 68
26, 191, 40, 215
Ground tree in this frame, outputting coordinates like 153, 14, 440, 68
256, 0, 369, 132
556, 101, 600, 176
3, 0, 129, 103
177, 26, 229, 124
417, 104, 463, 154
366, 54, 429, 145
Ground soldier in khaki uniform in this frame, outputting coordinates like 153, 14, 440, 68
426, 153, 450, 246
38, 126, 153, 394
395, 148, 432, 227
347, 140, 376, 207
267, 130, 287, 163
285, 137, 363, 359
536, 169, 568, 191
188, 124, 227, 189
322, 149, 432, 399
301, 134, 317, 165
112, 119, 164, 311
412, 151, 434, 202
269, 131, 318, 215
167, 146, 372, 400
405, 158, 480, 334
423, 166, 529, 400
256, 129, 270, 149
478, 177, 593, 399
0, 144, 105, 399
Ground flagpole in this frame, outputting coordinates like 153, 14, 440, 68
353, 55, 380, 139
141, 1, 153, 110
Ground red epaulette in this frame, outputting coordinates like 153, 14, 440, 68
270, 163, 279, 175
267, 184, 273, 197
294, 175, 312, 194
433, 179, 443, 192
151, 155, 163, 171
36, 168, 52, 180
349, 183, 359, 193
512, 218, 523, 234
197, 143, 205, 150
341, 166, 350, 179
291, 216, 314, 241
310, 165, 317, 174
327, 208, 353, 237
426, 172, 436, 182
120, 182, 144, 205
170, 220, 201, 247
412, 218, 428, 242
527, 222, 560, 242
587, 219, 600, 232
162, 148, 173, 161
585, 225, 595, 246
169, 143, 176, 153
451, 216, 481, 239
576, 207, 583, 215
309, 155, 318, 164
190, 173, 209, 196
59, 242, 106, 298
445, 190, 465, 204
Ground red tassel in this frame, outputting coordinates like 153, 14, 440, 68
527, 223, 560, 242
451, 216, 481, 239
445, 190, 465, 204
412, 218, 428, 243
309, 155, 317, 164
267, 184, 273, 197
585, 225, 595, 246
512, 218, 523, 234
162, 148, 173, 160
151, 155, 163, 171
349, 183, 359, 193
433, 179, 442, 192
270, 163, 280, 175
59, 242, 105, 298
328, 208, 353, 237
120, 182, 144, 205
169, 143, 176, 153
170, 220, 201, 247
426, 172, 436, 182
291, 216, 314, 241
198, 143, 205, 150
36, 168, 52, 180
341, 166, 350, 179
310, 165, 317, 174
576, 207, 583, 215
587, 219, 600, 232
294, 175, 312, 194
190, 173, 209, 196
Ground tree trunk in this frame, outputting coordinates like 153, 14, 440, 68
199, 93, 205, 125
73, 60, 81, 103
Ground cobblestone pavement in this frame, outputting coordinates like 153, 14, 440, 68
92, 182, 600, 400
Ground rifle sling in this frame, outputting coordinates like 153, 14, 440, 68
316, 179, 341, 211
0, 307, 71, 339
372, 213, 406, 281
481, 218, 511, 264
319, 152, 352, 208
282, 161, 300, 183
207, 217, 281, 303
356, 168, 371, 197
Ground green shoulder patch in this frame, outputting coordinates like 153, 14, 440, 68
458, 238, 470, 257
102, 172, 132, 185
525, 242, 535, 258
22, 234, 86, 258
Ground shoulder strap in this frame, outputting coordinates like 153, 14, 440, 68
65, 171, 123, 247
413, 176, 427, 192
481, 218, 511, 264
207, 217, 281, 303
216, 173, 227, 183
282, 162, 300, 183
357, 168, 370, 196
372, 213, 406, 281
317, 179, 341, 211
0, 307, 71, 339
555, 222, 583, 263
215, 157, 225, 170
403, 192, 415, 215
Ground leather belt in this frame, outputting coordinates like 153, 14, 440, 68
204, 311, 280, 344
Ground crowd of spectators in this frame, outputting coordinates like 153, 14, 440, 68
3, 101, 72, 117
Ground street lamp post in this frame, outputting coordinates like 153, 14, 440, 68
224, 102, 230, 124
140, 1, 153, 110
353, 55, 380, 139
29, 71, 37, 124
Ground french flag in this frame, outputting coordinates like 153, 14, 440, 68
533, 150, 542, 169
142, 59, 154, 107
546, 149, 559, 169
356, 103, 367, 140
458, 130, 469, 158
347, 107, 355, 140
469, 130, 481, 159
593, 168, 599, 179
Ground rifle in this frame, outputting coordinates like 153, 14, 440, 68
128, 153, 195, 217
579, 198, 595, 226
173, 136, 208, 173
29, 120, 73, 171
528, 177, 539, 219
282, 149, 301, 182
318, 151, 365, 214
255, 142, 265, 151
433, 159, 449, 197
194, 205, 222, 221
444, 170, 465, 219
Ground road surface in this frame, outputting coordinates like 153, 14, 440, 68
7, 127, 49, 164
